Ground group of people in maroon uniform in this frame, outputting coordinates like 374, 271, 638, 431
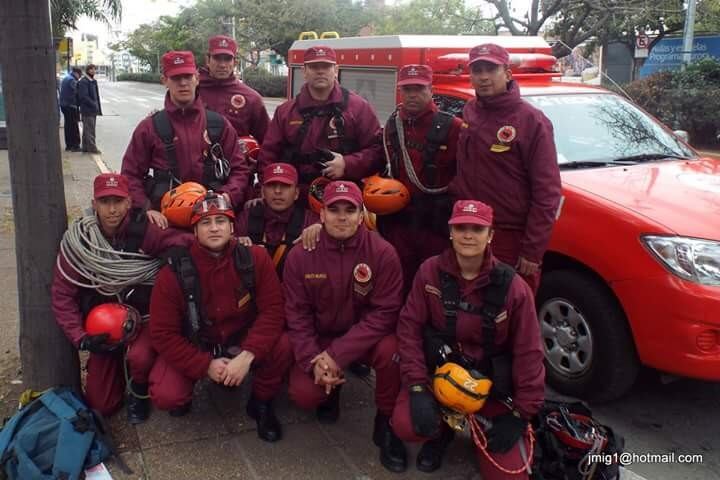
52, 36, 561, 478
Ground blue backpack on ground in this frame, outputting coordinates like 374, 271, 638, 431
0, 387, 119, 480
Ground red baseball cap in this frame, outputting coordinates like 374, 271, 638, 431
208, 35, 237, 57
323, 181, 362, 208
304, 45, 337, 64
468, 43, 510, 66
93, 173, 129, 199
397, 64, 432, 87
262, 163, 298, 186
162, 51, 197, 77
448, 200, 493, 227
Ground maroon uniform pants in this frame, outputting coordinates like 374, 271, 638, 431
149, 333, 293, 410
381, 223, 449, 297
288, 334, 400, 416
492, 228, 541, 294
85, 325, 156, 416
392, 391, 531, 479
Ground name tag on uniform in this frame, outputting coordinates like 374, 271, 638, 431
305, 273, 328, 280
289, 119, 303, 126
490, 144, 510, 153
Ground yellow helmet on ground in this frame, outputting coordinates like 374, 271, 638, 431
432, 362, 492, 414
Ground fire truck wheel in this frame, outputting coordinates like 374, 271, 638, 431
536, 269, 640, 403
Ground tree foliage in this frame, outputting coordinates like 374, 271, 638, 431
372, 0, 494, 35
51, 0, 122, 37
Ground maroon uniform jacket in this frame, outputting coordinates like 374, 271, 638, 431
449, 81, 561, 263
258, 83, 384, 185
235, 202, 319, 247
398, 248, 545, 418
120, 94, 250, 209
150, 238, 284, 381
198, 68, 269, 143
52, 216, 193, 348
283, 226, 402, 373
384, 101, 462, 197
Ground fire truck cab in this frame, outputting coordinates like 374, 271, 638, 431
287, 35, 720, 403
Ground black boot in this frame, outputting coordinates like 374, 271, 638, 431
169, 401, 192, 417
126, 381, 150, 425
373, 412, 407, 473
316, 386, 341, 424
246, 396, 282, 443
416, 425, 455, 473
348, 362, 371, 377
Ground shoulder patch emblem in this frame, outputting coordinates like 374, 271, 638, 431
496, 125, 517, 144
230, 94, 246, 109
353, 263, 372, 284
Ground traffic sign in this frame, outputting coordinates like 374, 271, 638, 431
636, 34, 649, 49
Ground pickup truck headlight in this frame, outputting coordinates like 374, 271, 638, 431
642, 236, 720, 286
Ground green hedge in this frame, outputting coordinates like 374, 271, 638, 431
242, 68, 287, 98
116, 72, 161, 83
624, 60, 720, 148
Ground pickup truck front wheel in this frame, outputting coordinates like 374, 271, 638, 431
536, 270, 640, 403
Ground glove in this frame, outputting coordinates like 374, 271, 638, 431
409, 384, 441, 438
79, 333, 115, 354
485, 412, 527, 453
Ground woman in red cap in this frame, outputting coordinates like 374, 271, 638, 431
391, 199, 544, 479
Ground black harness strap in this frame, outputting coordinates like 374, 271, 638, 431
166, 247, 205, 343
232, 243, 256, 303
201, 110, 227, 192
246, 203, 266, 245
422, 111, 454, 188
152, 110, 180, 182
246, 204, 304, 275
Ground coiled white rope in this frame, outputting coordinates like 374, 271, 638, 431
57, 215, 163, 297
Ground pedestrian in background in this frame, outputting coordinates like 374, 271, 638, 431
78, 64, 103, 154
59, 67, 82, 152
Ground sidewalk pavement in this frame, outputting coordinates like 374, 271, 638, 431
0, 149, 647, 480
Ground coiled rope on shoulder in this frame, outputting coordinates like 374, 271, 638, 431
57, 215, 162, 297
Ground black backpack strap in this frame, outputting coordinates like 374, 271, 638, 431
205, 109, 225, 144
247, 203, 266, 245
151, 110, 180, 181
422, 111, 454, 188
233, 243, 256, 308
284, 204, 306, 247
481, 262, 515, 356
439, 270, 460, 342
123, 207, 148, 253
165, 247, 205, 343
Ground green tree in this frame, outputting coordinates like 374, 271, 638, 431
51, 0, 122, 37
373, 0, 494, 35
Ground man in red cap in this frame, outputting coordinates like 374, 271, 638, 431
121, 50, 250, 228
52, 173, 193, 423
198, 35, 270, 206
149, 191, 291, 443
258, 45, 384, 206
283, 181, 407, 473
378, 64, 464, 295
449, 44, 561, 293
235, 162, 319, 278
391, 199, 543, 477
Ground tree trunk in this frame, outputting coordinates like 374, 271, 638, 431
0, 0, 80, 390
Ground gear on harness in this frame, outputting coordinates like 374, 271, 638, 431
247, 203, 305, 276
283, 87, 357, 184
383, 108, 454, 195
161, 182, 208, 228
144, 109, 227, 209
85, 303, 141, 345
432, 362, 492, 415
362, 175, 411, 215
165, 243, 255, 353
238, 135, 260, 161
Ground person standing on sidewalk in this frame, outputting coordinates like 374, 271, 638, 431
149, 192, 291, 443
59, 67, 82, 152
198, 35, 270, 206
449, 44, 561, 293
77, 64, 102, 154
52, 173, 193, 424
283, 181, 408, 473
378, 64, 463, 294
257, 46, 383, 205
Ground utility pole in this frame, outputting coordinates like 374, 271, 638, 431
682, 0, 697, 69
0, 0, 80, 390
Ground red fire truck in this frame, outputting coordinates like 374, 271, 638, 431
287, 35, 720, 402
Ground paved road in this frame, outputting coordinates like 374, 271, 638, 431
88, 79, 720, 480
94, 78, 283, 172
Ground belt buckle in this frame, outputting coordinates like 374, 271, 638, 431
212, 344, 223, 358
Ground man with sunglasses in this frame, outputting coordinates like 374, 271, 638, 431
121, 51, 250, 229
149, 192, 291, 443
283, 181, 408, 472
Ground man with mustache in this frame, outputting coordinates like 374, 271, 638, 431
449, 44, 561, 293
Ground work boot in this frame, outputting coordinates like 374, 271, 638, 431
126, 381, 150, 425
373, 412, 407, 473
348, 362, 371, 377
246, 395, 282, 443
316, 386, 341, 424
416, 425, 455, 473
168, 401, 191, 417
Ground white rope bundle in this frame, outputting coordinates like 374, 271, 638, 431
57, 215, 163, 297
